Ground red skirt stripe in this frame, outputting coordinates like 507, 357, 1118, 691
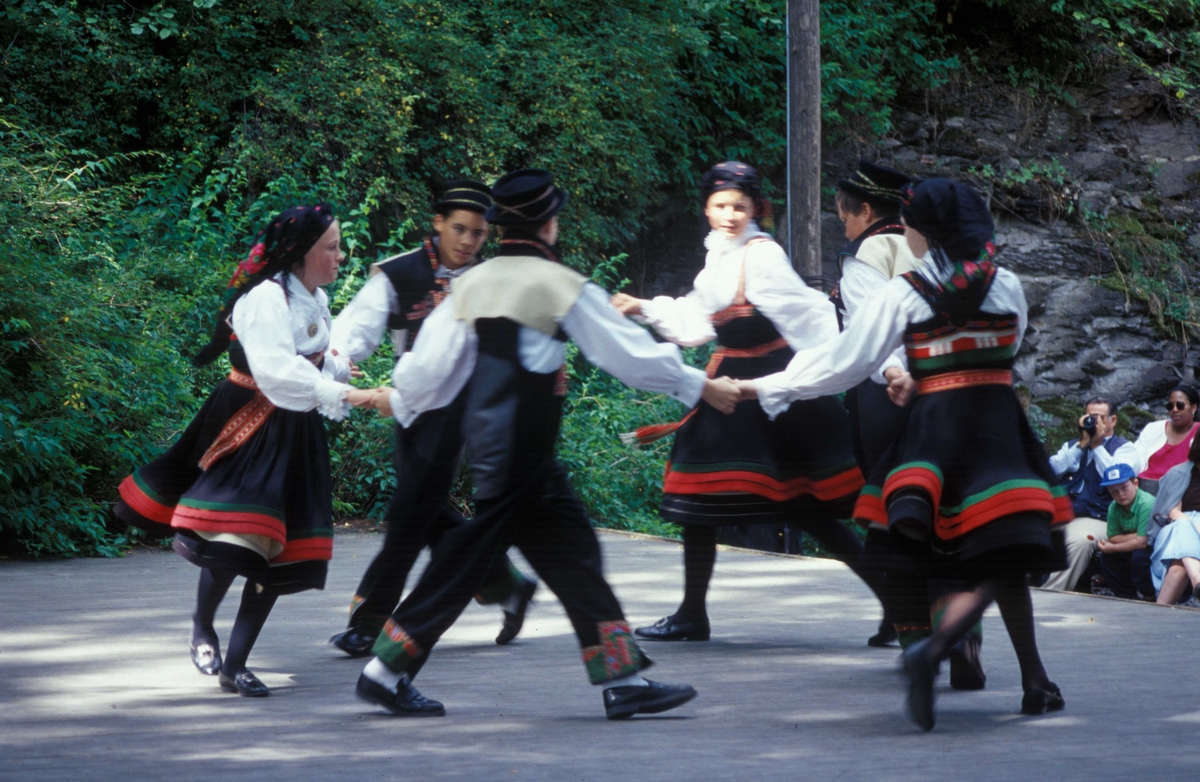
853, 491, 888, 525
664, 464, 864, 502
171, 504, 287, 544
118, 474, 175, 524
935, 486, 1060, 539
881, 466, 944, 512
272, 537, 333, 563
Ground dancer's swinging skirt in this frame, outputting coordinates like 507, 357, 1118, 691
115, 364, 333, 593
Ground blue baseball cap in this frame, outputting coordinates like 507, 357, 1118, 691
1100, 463, 1137, 487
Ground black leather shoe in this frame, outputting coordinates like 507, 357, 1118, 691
496, 578, 538, 645
634, 615, 710, 642
330, 629, 377, 658
190, 639, 222, 676
948, 635, 986, 690
1021, 682, 1065, 715
604, 679, 697, 720
356, 672, 445, 717
867, 621, 898, 648
901, 640, 937, 732
218, 669, 269, 697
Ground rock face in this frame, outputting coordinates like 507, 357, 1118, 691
627, 68, 1200, 410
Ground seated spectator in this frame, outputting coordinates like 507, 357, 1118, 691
1134, 383, 1199, 495
1147, 438, 1200, 604
1095, 464, 1153, 600
1043, 397, 1142, 592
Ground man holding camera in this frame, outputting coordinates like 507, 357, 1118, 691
1043, 398, 1142, 591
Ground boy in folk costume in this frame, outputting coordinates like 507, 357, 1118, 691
328, 181, 536, 657
833, 160, 986, 690
352, 169, 741, 719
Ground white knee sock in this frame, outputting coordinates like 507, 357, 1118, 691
603, 673, 649, 689
363, 657, 405, 691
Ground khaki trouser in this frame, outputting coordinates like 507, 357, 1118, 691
1042, 517, 1108, 591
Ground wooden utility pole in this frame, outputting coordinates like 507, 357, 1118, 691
787, 0, 822, 286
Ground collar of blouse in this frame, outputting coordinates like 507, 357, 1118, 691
703, 220, 771, 258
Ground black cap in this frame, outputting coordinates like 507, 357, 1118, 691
900, 178, 994, 260
484, 168, 569, 225
700, 161, 764, 204
837, 160, 910, 206
434, 179, 493, 216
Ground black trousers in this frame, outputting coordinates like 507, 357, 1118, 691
1099, 548, 1155, 599
372, 462, 648, 685
349, 415, 518, 635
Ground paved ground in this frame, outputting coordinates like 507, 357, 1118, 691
2, 529, 1198, 781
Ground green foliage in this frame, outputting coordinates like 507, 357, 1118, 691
946, 1, 1200, 108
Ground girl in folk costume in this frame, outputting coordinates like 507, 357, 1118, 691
611, 161, 885, 642
115, 204, 376, 696
742, 179, 1072, 731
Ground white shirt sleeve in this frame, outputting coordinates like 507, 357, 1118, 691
755, 277, 924, 420
329, 273, 397, 362
840, 259, 908, 384
638, 282, 718, 347
1093, 437, 1144, 475
389, 294, 476, 428
232, 284, 351, 419
564, 284, 706, 407
1134, 421, 1168, 469
322, 351, 352, 383
1049, 440, 1084, 479
742, 241, 839, 351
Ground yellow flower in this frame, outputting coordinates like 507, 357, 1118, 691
355, 87, 363, 96
1117, 41, 1124, 48
1178, 90, 1187, 99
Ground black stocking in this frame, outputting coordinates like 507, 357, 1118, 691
192, 568, 236, 645
676, 525, 717, 622
221, 579, 279, 675
993, 577, 1052, 690
920, 581, 996, 663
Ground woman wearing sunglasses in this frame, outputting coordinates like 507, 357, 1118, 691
1134, 384, 1200, 495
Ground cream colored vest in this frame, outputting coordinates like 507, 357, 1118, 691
452, 255, 587, 336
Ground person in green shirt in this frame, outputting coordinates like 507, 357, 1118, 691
1096, 463, 1154, 599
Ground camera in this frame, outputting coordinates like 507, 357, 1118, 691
1081, 415, 1097, 437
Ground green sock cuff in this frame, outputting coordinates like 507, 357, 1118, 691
475, 559, 524, 605
582, 621, 651, 684
370, 619, 423, 672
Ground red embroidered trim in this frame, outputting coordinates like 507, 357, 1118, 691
881, 466, 945, 511
705, 336, 789, 377
228, 369, 257, 389
198, 390, 276, 470
852, 492, 888, 526
917, 369, 1013, 395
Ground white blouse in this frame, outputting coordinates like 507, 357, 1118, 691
756, 255, 1029, 420
388, 283, 707, 427
330, 251, 472, 361
839, 258, 908, 383
638, 223, 838, 350
232, 273, 352, 420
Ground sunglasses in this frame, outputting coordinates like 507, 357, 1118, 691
1167, 402, 1192, 411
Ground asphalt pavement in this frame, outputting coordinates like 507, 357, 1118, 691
2, 529, 1197, 781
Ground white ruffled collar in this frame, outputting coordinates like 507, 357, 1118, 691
703, 221, 772, 258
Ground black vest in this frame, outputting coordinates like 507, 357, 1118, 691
463, 319, 567, 501
375, 240, 447, 352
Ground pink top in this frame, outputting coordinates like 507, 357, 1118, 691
1142, 422, 1200, 480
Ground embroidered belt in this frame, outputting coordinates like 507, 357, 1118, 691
917, 369, 1013, 395
228, 369, 257, 389
705, 336, 789, 377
